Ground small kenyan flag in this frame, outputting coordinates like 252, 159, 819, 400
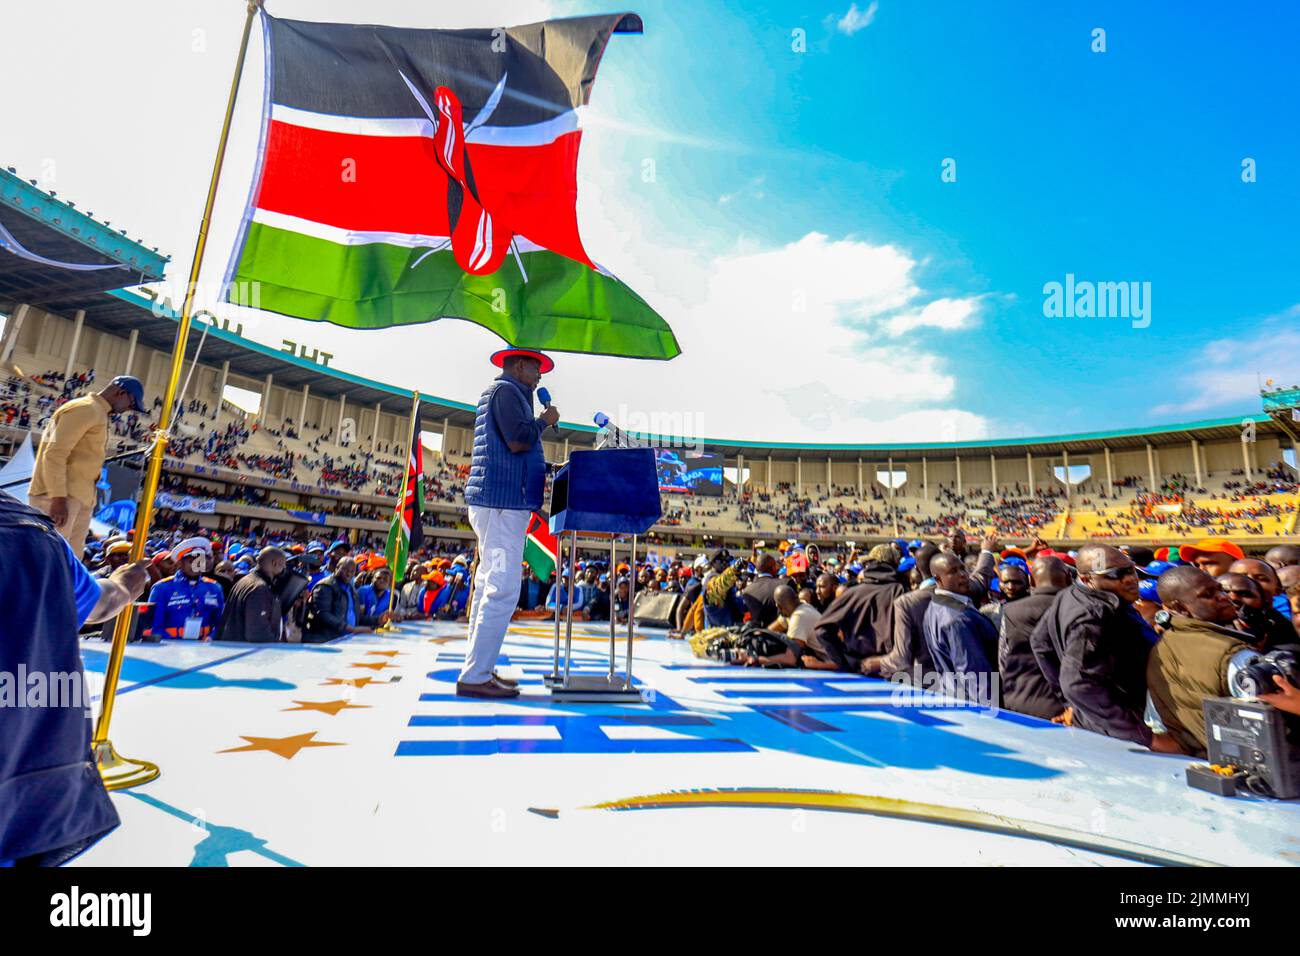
524, 511, 557, 582
386, 416, 425, 582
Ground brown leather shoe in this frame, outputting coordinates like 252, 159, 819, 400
456, 678, 520, 699
491, 671, 519, 688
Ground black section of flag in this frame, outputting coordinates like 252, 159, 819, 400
266, 13, 642, 125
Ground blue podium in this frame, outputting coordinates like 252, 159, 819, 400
546, 447, 662, 702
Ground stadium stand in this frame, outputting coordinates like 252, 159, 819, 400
1, 300, 1297, 553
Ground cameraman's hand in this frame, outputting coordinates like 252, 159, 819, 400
1260, 675, 1300, 716
540, 406, 560, 427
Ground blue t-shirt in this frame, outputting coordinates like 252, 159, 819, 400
62, 538, 101, 628
1274, 593, 1293, 621
345, 587, 357, 628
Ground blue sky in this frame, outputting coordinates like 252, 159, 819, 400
566, 0, 1300, 437
3, 0, 1297, 443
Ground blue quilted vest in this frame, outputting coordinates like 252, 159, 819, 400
0, 492, 119, 864
464, 375, 546, 511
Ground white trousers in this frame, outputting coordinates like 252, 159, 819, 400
459, 505, 530, 684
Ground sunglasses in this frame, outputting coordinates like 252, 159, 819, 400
1089, 565, 1138, 580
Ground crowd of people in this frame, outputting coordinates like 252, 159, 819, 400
1, 367, 97, 432
80, 528, 476, 645
71, 517, 1300, 765
652, 532, 1300, 760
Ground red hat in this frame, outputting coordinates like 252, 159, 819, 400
491, 348, 554, 374
1037, 548, 1076, 567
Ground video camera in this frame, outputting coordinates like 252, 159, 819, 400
1190, 648, 1300, 800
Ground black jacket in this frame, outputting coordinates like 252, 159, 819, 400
864, 586, 935, 680
742, 575, 783, 628
998, 586, 1067, 720
814, 564, 904, 671
217, 569, 283, 644
305, 575, 375, 643
1030, 583, 1155, 745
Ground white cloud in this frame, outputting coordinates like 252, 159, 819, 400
835, 2, 879, 36
1150, 306, 1300, 416
885, 296, 980, 336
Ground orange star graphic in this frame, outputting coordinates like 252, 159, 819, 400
282, 699, 370, 716
365, 650, 403, 657
350, 661, 394, 671
219, 732, 343, 759
427, 636, 462, 645
322, 676, 375, 688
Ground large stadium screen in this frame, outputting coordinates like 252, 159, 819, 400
656, 449, 724, 496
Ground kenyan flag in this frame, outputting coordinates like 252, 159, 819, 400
223, 11, 680, 361
385, 416, 425, 583
523, 511, 557, 582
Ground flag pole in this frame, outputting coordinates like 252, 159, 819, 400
381, 390, 421, 631
92, 0, 265, 790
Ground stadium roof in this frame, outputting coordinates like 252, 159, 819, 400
0, 166, 168, 309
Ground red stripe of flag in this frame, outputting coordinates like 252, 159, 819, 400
254, 120, 592, 267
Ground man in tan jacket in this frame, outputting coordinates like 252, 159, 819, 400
1147, 565, 1257, 756
28, 375, 148, 557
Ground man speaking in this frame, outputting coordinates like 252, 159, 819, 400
458, 349, 558, 699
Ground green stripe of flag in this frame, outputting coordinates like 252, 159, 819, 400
523, 533, 556, 583
227, 221, 681, 360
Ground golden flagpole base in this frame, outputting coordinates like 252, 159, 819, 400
93, 740, 160, 791
376, 622, 402, 633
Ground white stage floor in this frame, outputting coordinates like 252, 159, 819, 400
73, 620, 1300, 866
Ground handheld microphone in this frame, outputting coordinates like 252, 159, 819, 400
537, 387, 560, 434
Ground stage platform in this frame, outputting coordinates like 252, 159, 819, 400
73, 620, 1300, 867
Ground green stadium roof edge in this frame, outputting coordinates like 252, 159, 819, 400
0, 166, 169, 300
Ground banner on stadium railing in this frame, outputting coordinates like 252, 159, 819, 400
286, 509, 328, 525
155, 492, 217, 514
1156, 503, 1182, 514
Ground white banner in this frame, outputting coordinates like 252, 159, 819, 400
155, 492, 216, 515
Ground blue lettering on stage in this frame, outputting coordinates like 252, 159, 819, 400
397, 650, 1063, 777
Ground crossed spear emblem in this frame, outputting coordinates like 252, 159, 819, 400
398, 70, 528, 280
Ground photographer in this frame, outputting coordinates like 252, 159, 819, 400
1215, 572, 1293, 650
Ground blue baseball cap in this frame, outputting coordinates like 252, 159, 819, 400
1000, 556, 1030, 575
1139, 560, 1176, 580
1139, 578, 1161, 603
109, 375, 147, 412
